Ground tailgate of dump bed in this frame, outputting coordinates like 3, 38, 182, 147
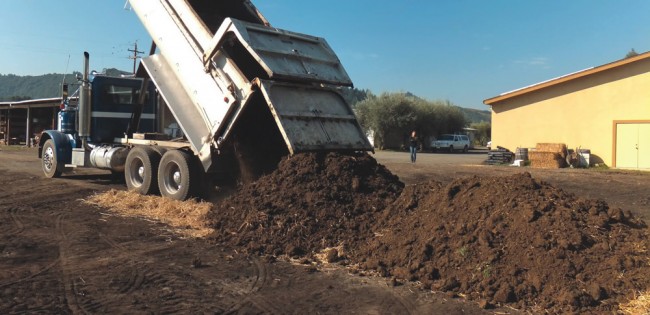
255, 80, 372, 153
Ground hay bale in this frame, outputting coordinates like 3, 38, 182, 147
528, 151, 565, 169
536, 143, 567, 157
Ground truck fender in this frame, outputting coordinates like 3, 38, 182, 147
38, 130, 73, 165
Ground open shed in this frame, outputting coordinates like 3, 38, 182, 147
0, 98, 61, 146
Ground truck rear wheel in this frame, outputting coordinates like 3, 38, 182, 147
158, 150, 196, 201
125, 146, 161, 195
42, 139, 63, 178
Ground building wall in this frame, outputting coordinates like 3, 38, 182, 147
490, 58, 650, 167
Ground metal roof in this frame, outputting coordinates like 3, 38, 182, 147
484, 51, 650, 105
0, 97, 63, 109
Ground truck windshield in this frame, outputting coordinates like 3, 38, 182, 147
439, 135, 454, 141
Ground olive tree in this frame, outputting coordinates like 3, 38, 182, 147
470, 121, 491, 146
355, 92, 466, 149
355, 93, 417, 149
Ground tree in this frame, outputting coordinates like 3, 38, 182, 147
470, 121, 491, 146
625, 48, 639, 59
339, 87, 373, 107
356, 92, 418, 149
355, 92, 466, 149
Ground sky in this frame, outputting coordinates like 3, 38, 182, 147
1, 1, 649, 110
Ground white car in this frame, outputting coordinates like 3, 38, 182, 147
431, 134, 470, 153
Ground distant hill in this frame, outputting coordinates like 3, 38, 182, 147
0, 73, 77, 101
0, 74, 492, 124
0, 68, 130, 102
460, 106, 491, 123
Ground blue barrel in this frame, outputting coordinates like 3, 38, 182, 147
58, 109, 76, 134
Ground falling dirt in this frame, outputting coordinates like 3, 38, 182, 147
208, 152, 650, 313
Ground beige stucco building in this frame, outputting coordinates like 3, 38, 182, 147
484, 52, 650, 170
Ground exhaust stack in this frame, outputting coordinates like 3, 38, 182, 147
78, 51, 91, 138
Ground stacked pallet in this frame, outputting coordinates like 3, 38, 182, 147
485, 147, 514, 165
529, 143, 567, 168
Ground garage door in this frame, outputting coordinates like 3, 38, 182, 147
616, 123, 650, 169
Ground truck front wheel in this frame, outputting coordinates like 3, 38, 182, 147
158, 150, 196, 201
42, 139, 63, 178
125, 146, 161, 195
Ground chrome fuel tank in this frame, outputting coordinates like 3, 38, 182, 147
89, 146, 129, 172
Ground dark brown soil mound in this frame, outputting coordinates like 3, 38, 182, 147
208, 152, 404, 256
208, 153, 649, 313
355, 172, 649, 313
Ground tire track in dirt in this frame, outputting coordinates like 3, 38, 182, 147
249, 257, 270, 292
0, 171, 111, 313
0, 171, 98, 210
55, 213, 87, 314
0, 205, 60, 292
52, 231, 151, 313
7, 206, 25, 235
382, 290, 417, 315
0, 257, 61, 290
0, 257, 60, 289
116, 265, 147, 294
56, 212, 117, 314
98, 233, 147, 295
97, 232, 209, 313
246, 258, 284, 314
1, 213, 83, 313
224, 257, 285, 314
0, 189, 82, 289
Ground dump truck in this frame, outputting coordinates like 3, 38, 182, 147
38, 0, 372, 200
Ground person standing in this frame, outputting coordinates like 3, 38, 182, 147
409, 130, 419, 163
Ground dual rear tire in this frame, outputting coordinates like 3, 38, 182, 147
125, 146, 161, 195
158, 150, 197, 200
125, 147, 199, 201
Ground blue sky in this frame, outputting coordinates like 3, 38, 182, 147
1, 1, 649, 110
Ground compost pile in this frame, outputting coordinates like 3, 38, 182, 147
355, 173, 649, 313
208, 153, 649, 313
208, 152, 404, 256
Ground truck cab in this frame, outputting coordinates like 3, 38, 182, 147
87, 75, 158, 143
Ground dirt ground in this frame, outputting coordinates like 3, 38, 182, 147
0, 147, 648, 314
378, 151, 650, 222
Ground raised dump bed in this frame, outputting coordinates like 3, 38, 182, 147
129, 0, 372, 171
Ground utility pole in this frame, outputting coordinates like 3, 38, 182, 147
128, 41, 144, 74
